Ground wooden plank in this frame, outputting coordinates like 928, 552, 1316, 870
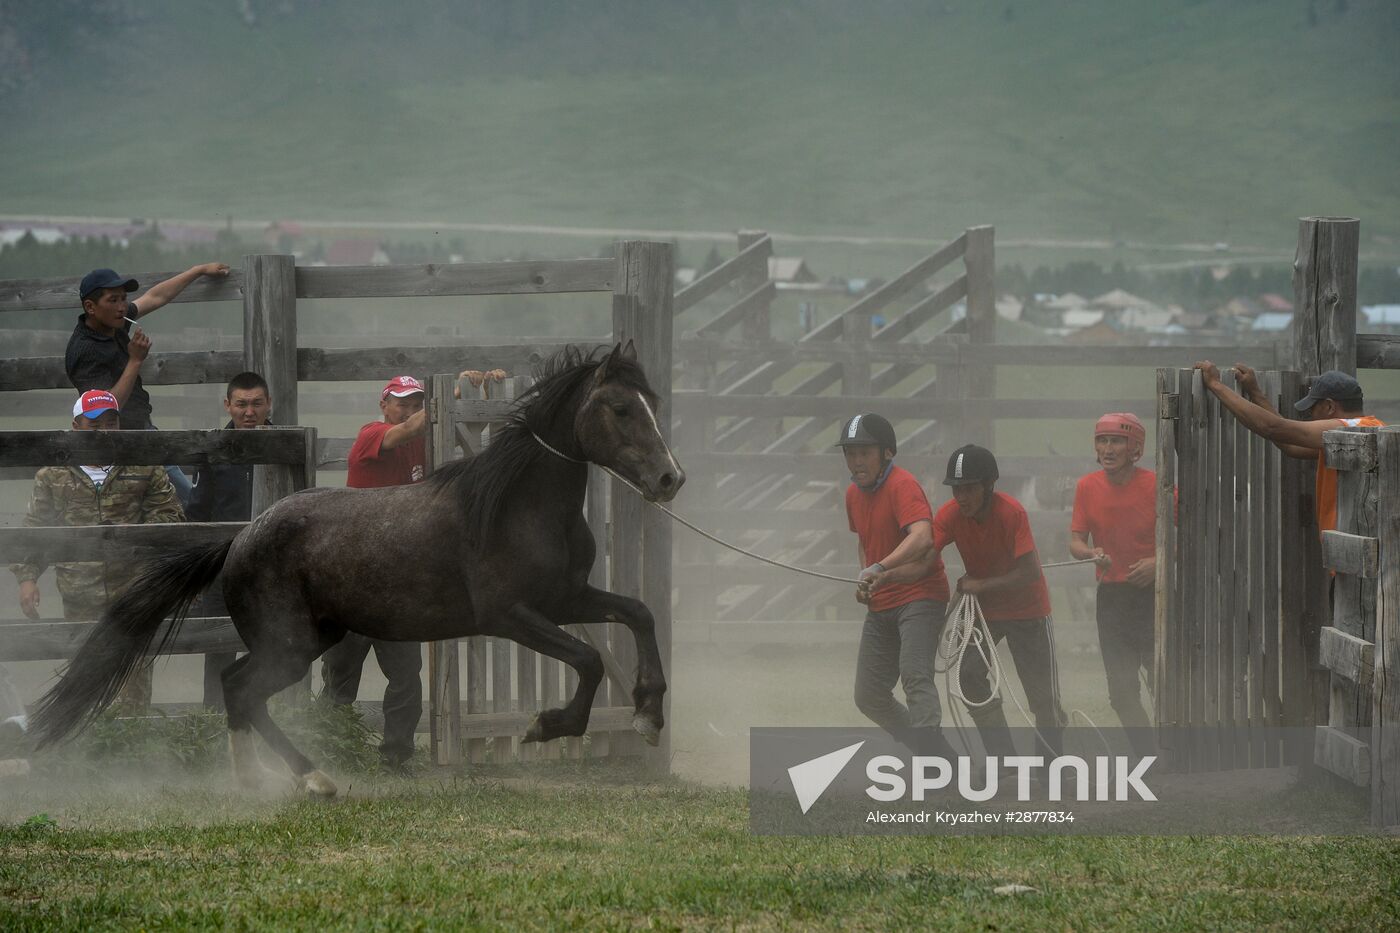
1319, 626, 1375, 689
1357, 333, 1400, 371
297, 343, 579, 383
457, 705, 636, 740
674, 394, 1158, 422
1324, 429, 1381, 473
736, 231, 773, 345
579, 469, 609, 761
692, 281, 777, 339
1373, 428, 1400, 825
1153, 368, 1176, 733
1247, 408, 1267, 765
871, 276, 967, 343
1200, 372, 1221, 770
0, 616, 242, 662
490, 638, 514, 762
1314, 725, 1371, 787
0, 521, 244, 564
0, 350, 244, 392
1220, 402, 1240, 769
1321, 531, 1380, 578
465, 635, 488, 765
957, 343, 1285, 368
0, 269, 245, 313
1261, 374, 1282, 765
1292, 217, 1359, 377
1277, 372, 1313, 748
674, 235, 771, 315
0, 428, 313, 468
800, 234, 966, 343
294, 259, 613, 299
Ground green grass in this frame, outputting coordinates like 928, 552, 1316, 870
1, 0, 1397, 265
2, 767, 1398, 931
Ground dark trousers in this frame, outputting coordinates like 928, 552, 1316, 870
320, 634, 423, 762
854, 599, 956, 758
1096, 582, 1156, 755
959, 616, 1066, 758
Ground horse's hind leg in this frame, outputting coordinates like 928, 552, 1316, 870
573, 586, 666, 746
494, 604, 603, 743
225, 647, 337, 798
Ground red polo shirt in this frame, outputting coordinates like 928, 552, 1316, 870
846, 466, 950, 611
1071, 467, 1157, 584
932, 491, 1051, 621
347, 421, 426, 488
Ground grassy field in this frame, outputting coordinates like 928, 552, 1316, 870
2, 765, 1398, 930
1, 0, 1396, 264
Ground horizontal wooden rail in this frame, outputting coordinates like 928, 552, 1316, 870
295, 259, 614, 299
1315, 725, 1371, 787
0, 428, 314, 469
0, 271, 245, 314
0, 259, 617, 314
1357, 333, 1400, 370
1324, 430, 1381, 472
674, 235, 772, 315
672, 392, 1157, 422
0, 342, 601, 392
1318, 625, 1375, 689
0, 616, 241, 662
872, 276, 967, 343
1321, 530, 1380, 578
0, 521, 244, 563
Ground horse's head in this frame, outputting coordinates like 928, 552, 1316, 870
576, 340, 685, 502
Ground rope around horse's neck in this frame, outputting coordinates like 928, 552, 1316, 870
527, 432, 1097, 584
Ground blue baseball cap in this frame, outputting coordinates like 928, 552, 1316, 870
79, 269, 139, 301
1294, 370, 1363, 412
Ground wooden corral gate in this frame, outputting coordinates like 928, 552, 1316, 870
669, 226, 1292, 636
1153, 217, 1400, 827
0, 243, 676, 769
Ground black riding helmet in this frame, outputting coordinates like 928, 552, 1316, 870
943, 444, 998, 486
836, 413, 897, 455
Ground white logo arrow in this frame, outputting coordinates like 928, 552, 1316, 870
788, 741, 865, 814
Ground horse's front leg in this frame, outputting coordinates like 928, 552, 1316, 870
496, 603, 603, 743
572, 585, 667, 746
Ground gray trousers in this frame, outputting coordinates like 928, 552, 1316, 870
854, 599, 947, 734
320, 633, 423, 762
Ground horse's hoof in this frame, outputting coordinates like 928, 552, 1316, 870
632, 714, 661, 747
522, 716, 544, 744
300, 770, 338, 798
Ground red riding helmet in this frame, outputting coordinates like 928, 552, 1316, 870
1094, 412, 1146, 448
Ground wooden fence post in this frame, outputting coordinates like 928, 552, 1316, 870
243, 254, 312, 700
1291, 217, 1361, 752
613, 240, 675, 772
1292, 217, 1360, 378
1374, 428, 1400, 826
736, 230, 772, 348
426, 373, 462, 766
963, 225, 996, 449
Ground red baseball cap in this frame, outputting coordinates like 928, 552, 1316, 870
73, 390, 120, 419
381, 375, 425, 400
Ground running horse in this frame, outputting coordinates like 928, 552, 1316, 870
32, 342, 684, 796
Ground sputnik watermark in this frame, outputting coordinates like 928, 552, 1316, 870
751, 727, 1378, 835
787, 741, 1154, 812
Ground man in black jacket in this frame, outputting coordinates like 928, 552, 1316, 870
186, 371, 271, 710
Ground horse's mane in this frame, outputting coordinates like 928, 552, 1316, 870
428, 345, 656, 543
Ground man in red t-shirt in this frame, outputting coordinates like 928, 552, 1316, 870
839, 413, 955, 758
1070, 413, 1156, 752
322, 371, 500, 768
931, 444, 1065, 758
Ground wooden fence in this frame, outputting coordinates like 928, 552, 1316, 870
1152, 369, 1308, 770
0, 245, 676, 768
1314, 426, 1400, 826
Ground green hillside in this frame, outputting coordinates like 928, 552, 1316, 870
1, 0, 1397, 253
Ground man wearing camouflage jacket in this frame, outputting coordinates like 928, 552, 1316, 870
10, 390, 185, 710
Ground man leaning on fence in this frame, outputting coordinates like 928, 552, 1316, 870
186, 371, 272, 712
1194, 363, 1385, 535
9, 390, 186, 711
320, 369, 504, 770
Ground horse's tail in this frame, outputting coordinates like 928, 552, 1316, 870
31, 539, 233, 747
